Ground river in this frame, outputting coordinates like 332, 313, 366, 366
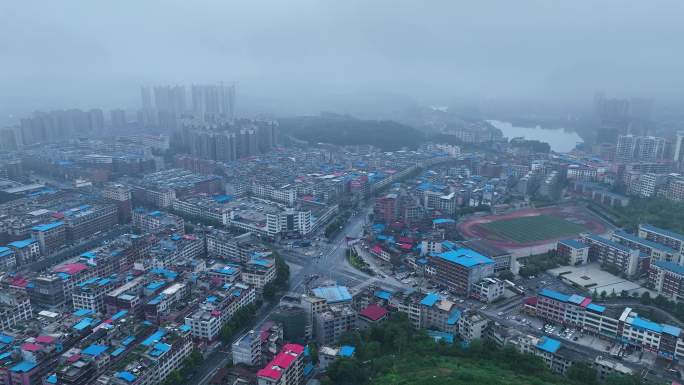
488, 120, 583, 153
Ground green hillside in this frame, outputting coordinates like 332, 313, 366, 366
279, 114, 425, 151
323, 314, 642, 385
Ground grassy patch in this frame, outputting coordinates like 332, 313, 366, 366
478, 215, 586, 243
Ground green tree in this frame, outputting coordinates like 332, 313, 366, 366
567, 362, 598, 385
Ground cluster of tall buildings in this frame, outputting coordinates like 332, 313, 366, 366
175, 119, 278, 161
0, 109, 130, 149
140, 82, 236, 128
615, 134, 666, 163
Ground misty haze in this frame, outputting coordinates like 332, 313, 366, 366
0, 2, 684, 385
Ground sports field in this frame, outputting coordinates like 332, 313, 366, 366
477, 215, 586, 243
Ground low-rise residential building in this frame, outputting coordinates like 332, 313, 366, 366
72, 277, 118, 313
612, 230, 680, 265
471, 277, 506, 303
7, 238, 40, 265
184, 283, 256, 341
242, 258, 276, 289
581, 234, 641, 276
0, 289, 32, 331
556, 239, 589, 266
233, 330, 262, 367
426, 248, 495, 296
314, 305, 357, 346
649, 260, 684, 300
31, 221, 66, 256
256, 344, 305, 385
593, 356, 633, 381
0, 246, 16, 271
531, 288, 684, 360
132, 209, 184, 234
638, 224, 684, 255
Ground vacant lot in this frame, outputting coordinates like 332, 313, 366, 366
477, 215, 586, 244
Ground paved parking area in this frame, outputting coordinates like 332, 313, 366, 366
548, 263, 647, 295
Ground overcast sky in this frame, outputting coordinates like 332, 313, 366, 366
1, 0, 683, 122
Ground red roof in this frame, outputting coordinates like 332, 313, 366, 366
272, 352, 297, 369
10, 276, 29, 288
359, 304, 389, 322
67, 354, 81, 363
53, 263, 88, 275
257, 367, 282, 380
21, 343, 41, 352
398, 243, 412, 250
399, 236, 414, 244
580, 298, 592, 307
371, 245, 384, 254
35, 335, 55, 344
283, 343, 304, 354
523, 297, 538, 306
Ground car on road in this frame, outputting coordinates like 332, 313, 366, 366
497, 311, 504, 316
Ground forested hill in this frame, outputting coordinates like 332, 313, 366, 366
279, 114, 425, 151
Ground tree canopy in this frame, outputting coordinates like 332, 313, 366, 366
279, 114, 425, 151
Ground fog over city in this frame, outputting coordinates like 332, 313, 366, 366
5, 2, 684, 385
2, 1, 684, 123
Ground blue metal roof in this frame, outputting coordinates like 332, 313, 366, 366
111, 310, 128, 320
629, 316, 664, 334
10, 361, 37, 373
73, 309, 93, 317
536, 337, 561, 353
150, 342, 171, 357
141, 329, 166, 346
640, 224, 684, 243
433, 218, 456, 225
420, 293, 440, 307
73, 317, 94, 331
447, 309, 462, 325
558, 239, 587, 249
441, 240, 457, 250
82, 344, 108, 356
374, 290, 392, 300
339, 345, 355, 357
111, 347, 126, 357
539, 288, 570, 303
0, 334, 14, 344
427, 330, 455, 344
0, 247, 13, 258
32, 221, 63, 232
586, 303, 605, 314
433, 248, 494, 268
146, 281, 165, 290
116, 371, 137, 383
8, 239, 34, 249
312, 286, 352, 303
613, 231, 678, 253
585, 234, 634, 253
213, 267, 238, 276
122, 336, 135, 346
663, 325, 681, 337
567, 294, 586, 305
653, 260, 684, 276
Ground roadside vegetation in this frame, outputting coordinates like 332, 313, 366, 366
262, 252, 291, 299
346, 248, 375, 276
325, 211, 352, 238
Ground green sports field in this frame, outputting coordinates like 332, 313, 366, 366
477, 214, 586, 244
